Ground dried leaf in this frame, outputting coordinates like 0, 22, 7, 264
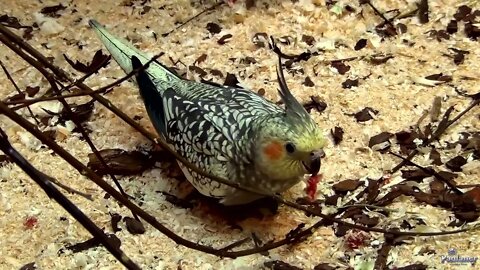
333, 179, 362, 193
69, 100, 95, 124
23, 26, 34, 40
87, 149, 155, 176
19, 263, 36, 270
374, 240, 392, 269
194, 54, 207, 65
6, 92, 25, 102
429, 148, 443, 165
140, 5, 152, 15
110, 213, 122, 232
240, 57, 257, 65
429, 179, 446, 195
303, 96, 327, 113
354, 39, 367, 50
394, 263, 427, 270
464, 22, 480, 40
124, 217, 146, 234
217, 34, 233, 45
334, 223, 350, 237
397, 23, 408, 34
417, 0, 429, 24
427, 29, 450, 42
302, 76, 315, 87
430, 96, 442, 122
40, 4, 67, 17
365, 179, 381, 203
189, 65, 208, 77
301, 34, 315, 46
324, 194, 342, 205
401, 169, 431, 181
64, 50, 111, 74
454, 5, 472, 21
224, 73, 240, 87
368, 54, 394, 65
413, 76, 445, 86
369, 132, 393, 151
375, 22, 397, 37
424, 73, 452, 82
25, 86, 40, 97
450, 48, 467, 65
446, 20, 458, 34
342, 78, 359, 89
0, 14, 24, 29
264, 260, 302, 270
331, 61, 350, 75
206, 22, 222, 34
0, 155, 12, 166
354, 214, 379, 227
395, 130, 421, 155
245, 0, 256, 9
209, 69, 223, 77
159, 191, 194, 209
252, 32, 269, 48
313, 263, 337, 270
445, 156, 467, 172
331, 126, 344, 145
349, 107, 378, 122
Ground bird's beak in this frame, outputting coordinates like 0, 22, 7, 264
302, 149, 324, 176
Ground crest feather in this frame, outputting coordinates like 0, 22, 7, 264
275, 54, 311, 120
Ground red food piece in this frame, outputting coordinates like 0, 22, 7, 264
24, 216, 38, 229
306, 174, 322, 201
466, 187, 480, 206
381, 173, 392, 186
344, 229, 370, 249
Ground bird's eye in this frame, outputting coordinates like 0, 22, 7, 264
285, 142, 296, 153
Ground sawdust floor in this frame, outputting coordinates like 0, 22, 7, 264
1, 0, 479, 269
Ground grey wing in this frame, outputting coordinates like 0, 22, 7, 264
162, 88, 236, 198
158, 81, 285, 198
181, 80, 285, 153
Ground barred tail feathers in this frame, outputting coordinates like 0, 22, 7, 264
88, 19, 178, 84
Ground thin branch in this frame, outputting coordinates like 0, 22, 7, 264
0, 25, 160, 146
390, 99, 479, 173
38, 170, 94, 201
0, 60, 40, 125
0, 128, 140, 270
0, 32, 138, 220
389, 151, 463, 194
161, 1, 225, 37
365, 1, 396, 28
7, 53, 162, 111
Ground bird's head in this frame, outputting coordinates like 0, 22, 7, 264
253, 56, 326, 184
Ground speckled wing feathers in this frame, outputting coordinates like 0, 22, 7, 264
160, 82, 283, 198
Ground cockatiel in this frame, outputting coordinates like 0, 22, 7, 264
89, 20, 325, 205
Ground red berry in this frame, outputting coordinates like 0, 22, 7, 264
306, 174, 322, 201
24, 216, 38, 229
344, 229, 370, 249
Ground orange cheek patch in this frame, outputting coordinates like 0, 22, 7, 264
263, 141, 284, 160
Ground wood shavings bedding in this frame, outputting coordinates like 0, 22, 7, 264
0, 0, 479, 269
